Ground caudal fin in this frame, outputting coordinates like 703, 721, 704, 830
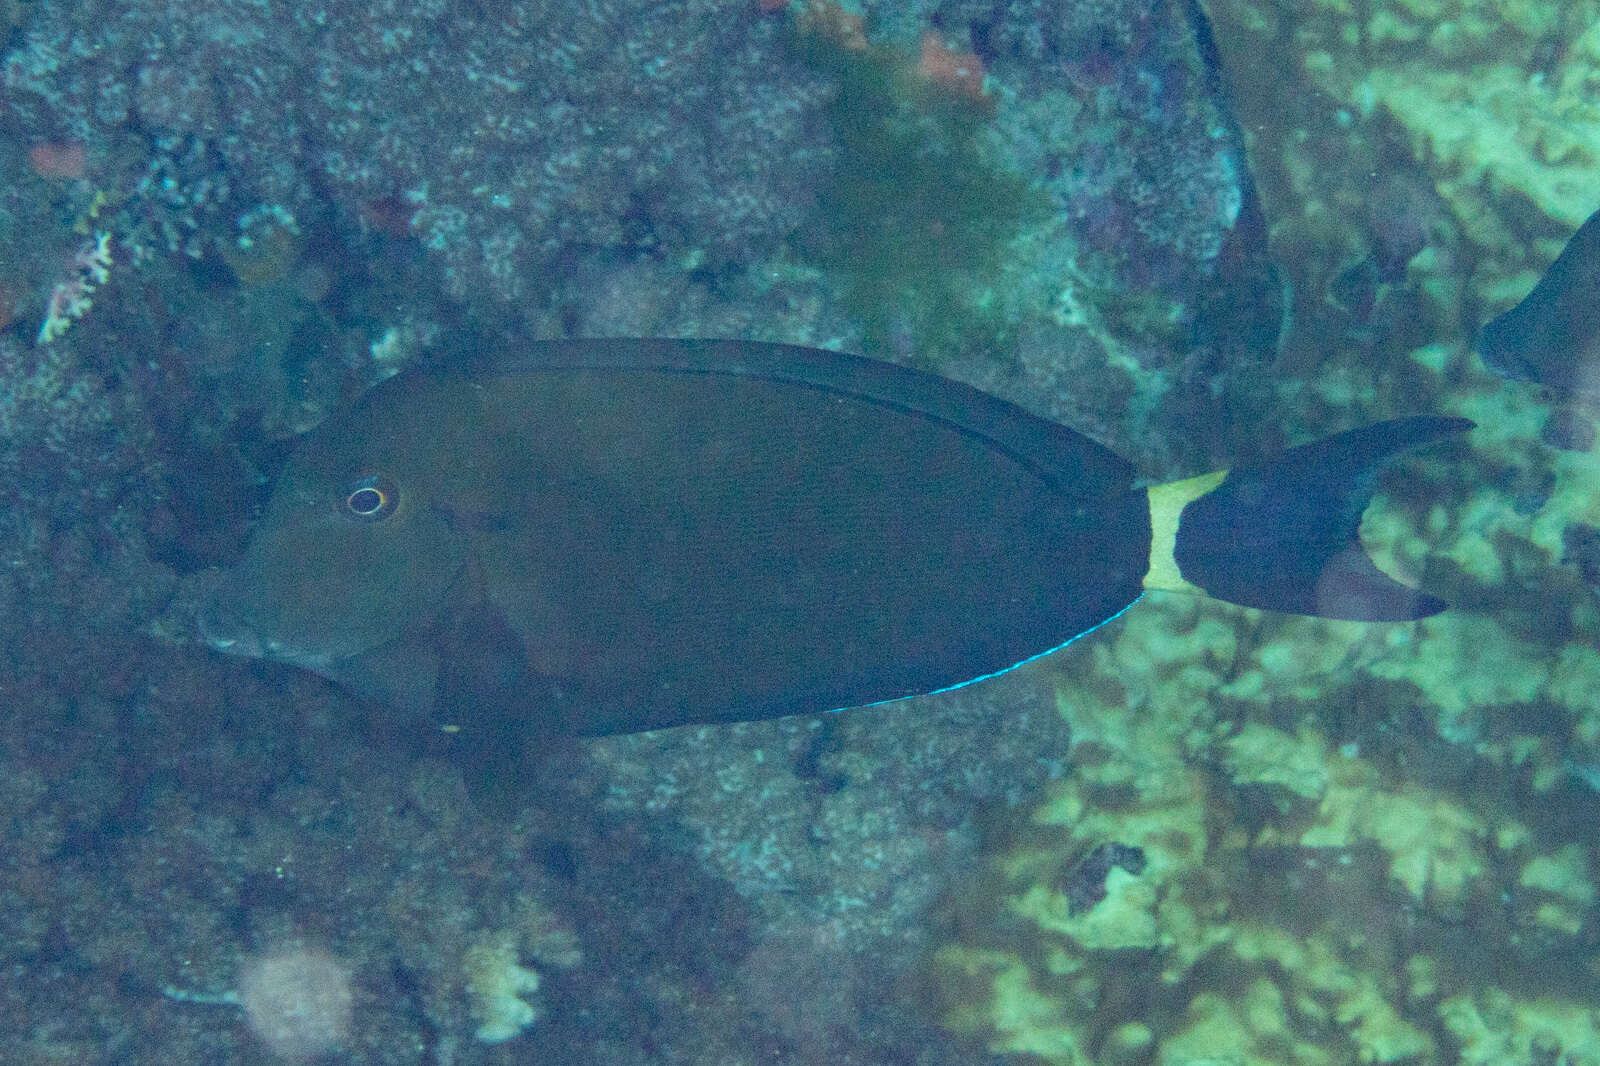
1168, 416, 1472, 621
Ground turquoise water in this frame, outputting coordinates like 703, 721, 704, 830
0, 0, 1596, 1063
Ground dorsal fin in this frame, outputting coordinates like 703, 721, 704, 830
484, 339, 1138, 496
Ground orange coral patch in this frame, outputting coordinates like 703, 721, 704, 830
916, 32, 986, 101
796, 0, 867, 51
28, 142, 87, 180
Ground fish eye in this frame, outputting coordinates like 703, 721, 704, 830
342, 474, 399, 521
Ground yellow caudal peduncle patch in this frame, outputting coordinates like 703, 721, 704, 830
1144, 469, 1228, 594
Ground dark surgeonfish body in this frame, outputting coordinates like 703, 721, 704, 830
1480, 205, 1600, 391
200, 339, 1467, 740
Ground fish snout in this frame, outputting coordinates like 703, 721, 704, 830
196, 582, 336, 670
196, 591, 267, 660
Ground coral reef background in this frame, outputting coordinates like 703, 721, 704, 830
0, 0, 1596, 1063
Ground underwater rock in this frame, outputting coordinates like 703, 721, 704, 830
1060, 842, 1147, 916
1542, 407, 1598, 452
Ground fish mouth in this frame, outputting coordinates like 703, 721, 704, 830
196, 595, 266, 659
196, 594, 337, 672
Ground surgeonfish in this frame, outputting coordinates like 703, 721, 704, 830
200, 339, 1468, 742
1479, 205, 1600, 392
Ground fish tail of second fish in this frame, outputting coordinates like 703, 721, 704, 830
1144, 415, 1473, 621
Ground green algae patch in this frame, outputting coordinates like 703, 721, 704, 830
1197, 0, 1600, 446
1441, 990, 1600, 1066
1205, 0, 1600, 324
927, 587, 1600, 1066
1299, 768, 1490, 907
788, 34, 1049, 363
1224, 722, 1330, 801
